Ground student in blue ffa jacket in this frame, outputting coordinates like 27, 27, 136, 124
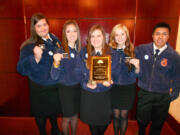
109, 24, 140, 135
135, 22, 180, 135
75, 24, 118, 135
51, 20, 81, 135
17, 13, 62, 135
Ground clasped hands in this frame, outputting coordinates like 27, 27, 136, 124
87, 80, 113, 89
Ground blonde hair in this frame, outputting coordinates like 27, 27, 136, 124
109, 24, 134, 58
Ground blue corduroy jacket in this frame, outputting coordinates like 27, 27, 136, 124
50, 46, 81, 86
17, 33, 61, 85
112, 48, 139, 85
135, 42, 180, 101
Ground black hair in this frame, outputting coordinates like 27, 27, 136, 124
152, 22, 171, 34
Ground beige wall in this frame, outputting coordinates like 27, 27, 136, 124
169, 15, 180, 123
169, 94, 180, 123
176, 16, 180, 54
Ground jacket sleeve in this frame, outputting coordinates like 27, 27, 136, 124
50, 60, 66, 81
50, 47, 66, 80
17, 45, 40, 76
134, 46, 143, 78
170, 55, 180, 101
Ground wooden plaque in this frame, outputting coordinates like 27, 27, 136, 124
90, 56, 111, 83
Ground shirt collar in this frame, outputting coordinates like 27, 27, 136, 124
42, 33, 52, 41
117, 44, 126, 50
153, 43, 167, 55
69, 44, 78, 52
95, 50, 102, 55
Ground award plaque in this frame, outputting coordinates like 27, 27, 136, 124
90, 56, 111, 83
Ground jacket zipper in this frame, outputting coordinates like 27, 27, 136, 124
148, 57, 157, 91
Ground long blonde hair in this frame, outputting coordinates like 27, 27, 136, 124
109, 24, 135, 58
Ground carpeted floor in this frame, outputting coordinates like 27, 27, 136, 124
0, 117, 177, 135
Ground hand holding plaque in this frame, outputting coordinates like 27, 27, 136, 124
87, 81, 97, 89
90, 56, 111, 83
102, 80, 113, 87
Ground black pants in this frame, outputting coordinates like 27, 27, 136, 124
136, 89, 170, 135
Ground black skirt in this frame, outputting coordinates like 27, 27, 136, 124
59, 83, 81, 117
111, 84, 136, 110
29, 80, 61, 117
80, 89, 112, 126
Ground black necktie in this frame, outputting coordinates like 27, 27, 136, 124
96, 51, 101, 56
47, 39, 53, 45
117, 49, 123, 52
154, 49, 160, 58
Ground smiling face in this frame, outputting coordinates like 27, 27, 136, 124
152, 27, 170, 48
90, 29, 104, 51
65, 24, 78, 45
34, 18, 49, 39
114, 28, 127, 47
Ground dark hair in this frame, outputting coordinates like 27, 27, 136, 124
20, 13, 48, 49
61, 20, 81, 56
152, 22, 171, 34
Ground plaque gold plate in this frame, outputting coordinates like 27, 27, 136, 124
90, 56, 111, 83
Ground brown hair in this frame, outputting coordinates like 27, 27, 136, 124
86, 24, 111, 69
109, 24, 135, 58
61, 20, 81, 57
20, 13, 48, 49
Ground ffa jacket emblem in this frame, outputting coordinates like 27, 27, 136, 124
70, 53, 75, 58
161, 58, 168, 67
144, 54, 149, 60
85, 53, 88, 58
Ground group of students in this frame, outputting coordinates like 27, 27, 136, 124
17, 13, 180, 135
